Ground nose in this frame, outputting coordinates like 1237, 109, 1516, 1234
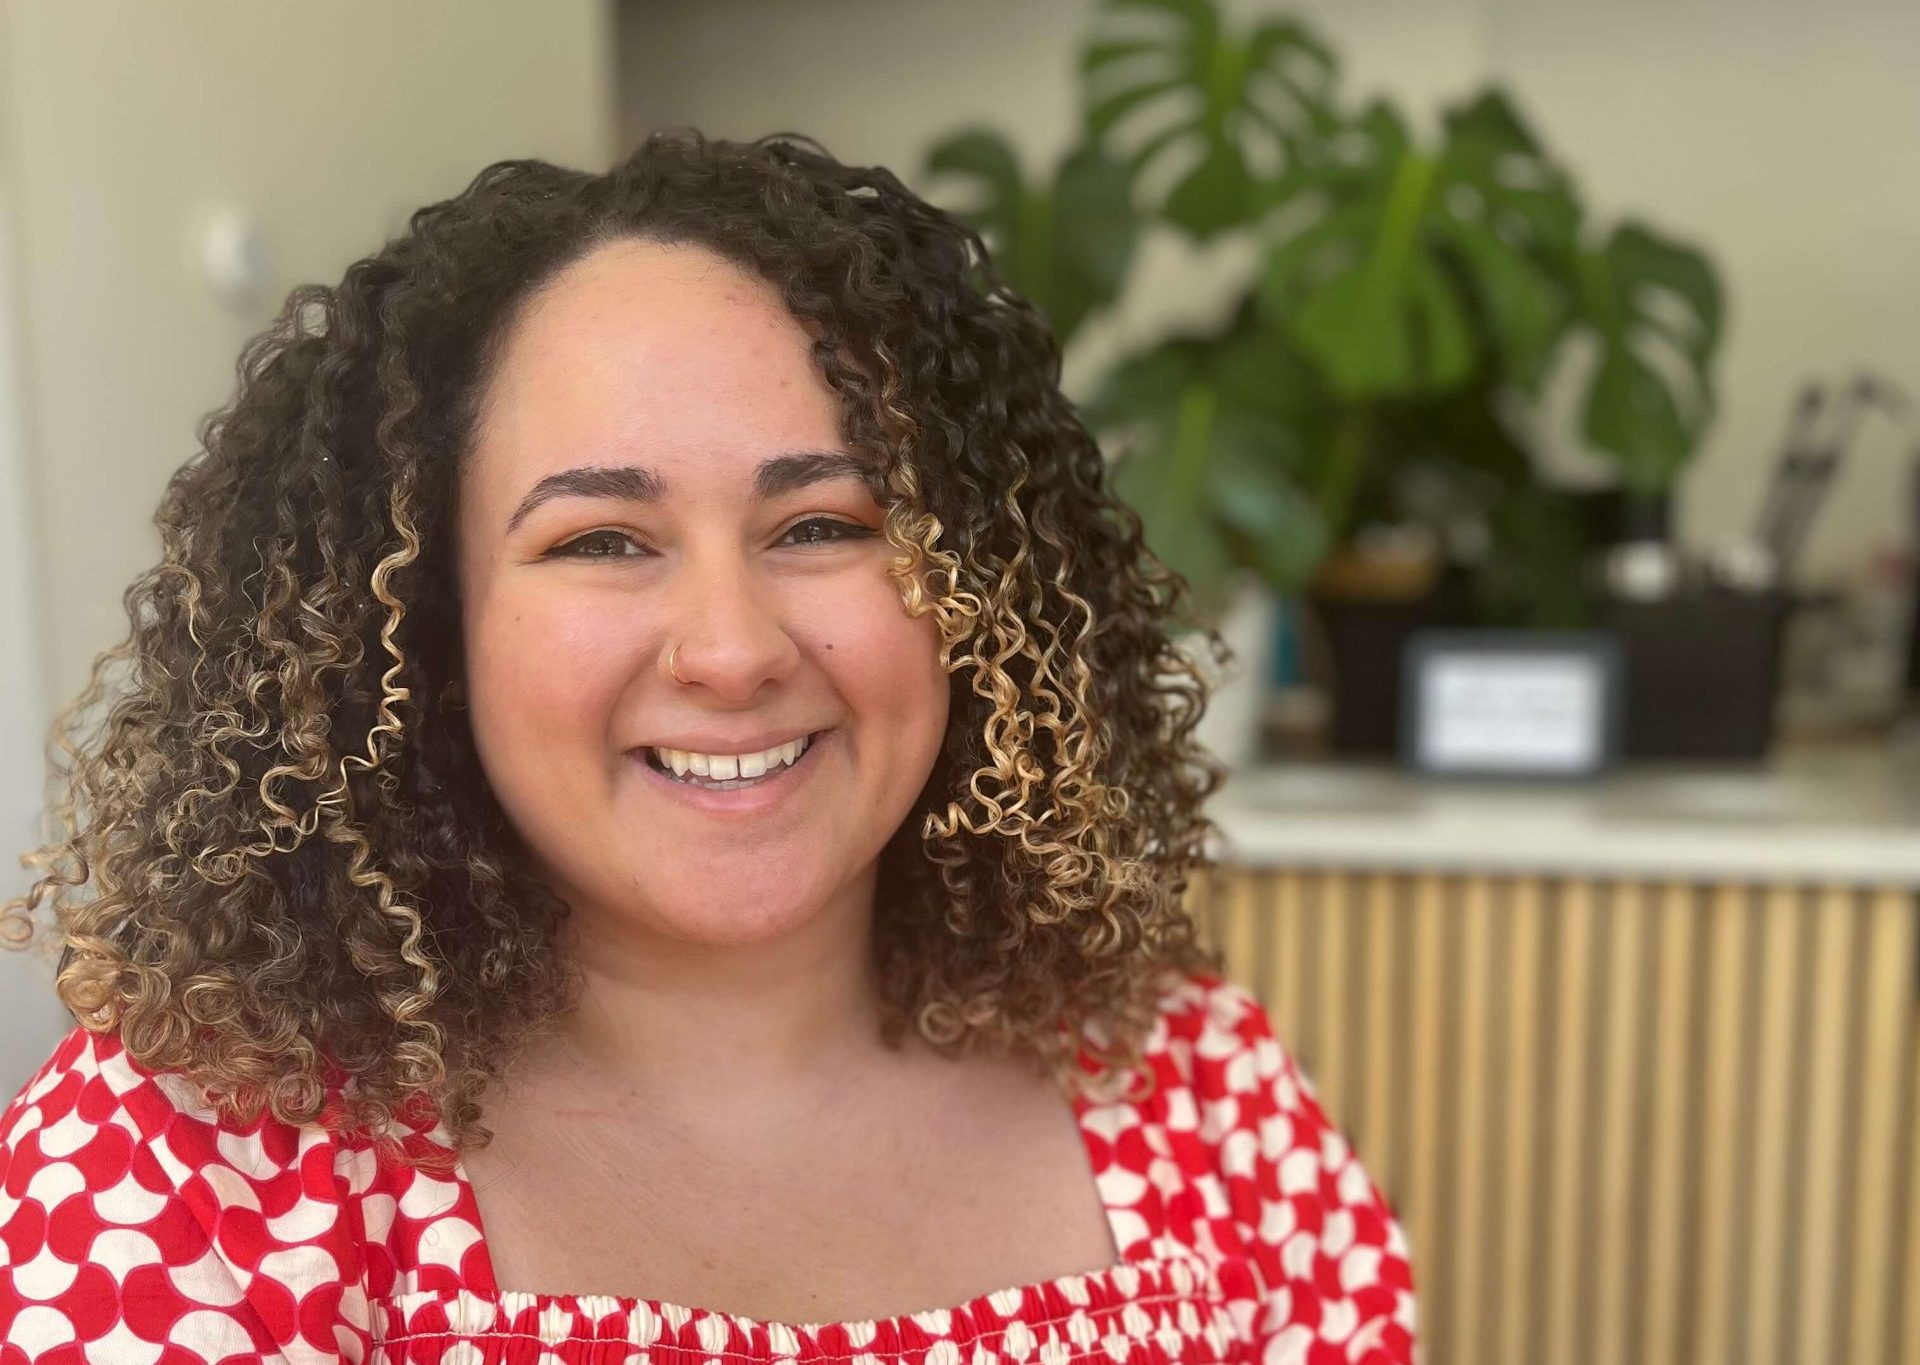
660, 550, 802, 702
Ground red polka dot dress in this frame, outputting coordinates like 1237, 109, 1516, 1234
1, 971, 1415, 1364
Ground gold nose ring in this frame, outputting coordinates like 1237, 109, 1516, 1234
668, 644, 686, 685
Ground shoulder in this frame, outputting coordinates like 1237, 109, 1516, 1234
1141, 970, 1418, 1359
3, 1022, 343, 1218
4, 1024, 319, 1188
1143, 967, 1296, 1110
1146, 969, 1375, 1216
0, 1023, 457, 1359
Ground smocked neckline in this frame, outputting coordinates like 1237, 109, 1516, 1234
373, 1248, 1254, 1357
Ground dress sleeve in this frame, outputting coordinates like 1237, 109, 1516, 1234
1216, 979, 1417, 1364
1, 1026, 357, 1364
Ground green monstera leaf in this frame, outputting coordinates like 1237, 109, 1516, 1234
1092, 339, 1329, 620
1434, 92, 1583, 389
1082, 0, 1336, 240
923, 129, 1138, 347
1576, 222, 1723, 495
1101, 356, 1235, 622
1207, 420, 1331, 592
1261, 91, 1584, 402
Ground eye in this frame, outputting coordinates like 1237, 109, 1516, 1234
781, 517, 875, 547
548, 529, 646, 560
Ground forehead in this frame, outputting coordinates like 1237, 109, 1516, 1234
466, 237, 847, 503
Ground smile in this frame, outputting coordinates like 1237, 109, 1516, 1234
632, 729, 831, 810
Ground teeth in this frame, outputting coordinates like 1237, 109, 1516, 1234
651, 733, 812, 782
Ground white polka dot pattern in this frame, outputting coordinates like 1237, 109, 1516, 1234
1, 971, 1415, 1364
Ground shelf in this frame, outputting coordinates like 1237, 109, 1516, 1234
1205, 739, 1920, 885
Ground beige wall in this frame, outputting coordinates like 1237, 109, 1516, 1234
617, 0, 1489, 396
619, 0, 1920, 582
2, 0, 616, 713
0, 11, 64, 1077
0, 0, 615, 1094
1489, 0, 1920, 581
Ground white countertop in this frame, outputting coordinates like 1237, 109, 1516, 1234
1203, 736, 1920, 885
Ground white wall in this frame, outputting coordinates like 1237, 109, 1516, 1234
0, 0, 616, 1097
618, 0, 1920, 580
619, 0, 1489, 172
3, 0, 616, 715
617, 0, 1489, 394
1489, 0, 1920, 577
0, 12, 65, 1093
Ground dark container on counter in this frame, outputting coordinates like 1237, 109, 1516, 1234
1600, 586, 1791, 760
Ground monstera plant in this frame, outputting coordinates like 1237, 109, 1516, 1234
921, 134, 1140, 349
922, 0, 1723, 632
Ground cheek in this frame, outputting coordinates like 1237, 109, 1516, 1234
837, 599, 947, 711
464, 596, 643, 743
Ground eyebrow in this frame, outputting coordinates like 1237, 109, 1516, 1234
504, 449, 876, 533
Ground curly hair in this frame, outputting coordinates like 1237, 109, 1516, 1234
3, 129, 1230, 1153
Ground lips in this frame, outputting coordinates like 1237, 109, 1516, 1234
647, 732, 806, 777
640, 727, 825, 757
630, 727, 831, 812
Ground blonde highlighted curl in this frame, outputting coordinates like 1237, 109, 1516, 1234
4, 130, 1230, 1153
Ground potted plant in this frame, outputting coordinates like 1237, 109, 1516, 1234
922, 0, 1724, 758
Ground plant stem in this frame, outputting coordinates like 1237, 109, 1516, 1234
1378, 151, 1436, 288
1018, 188, 1053, 317
1576, 240, 1622, 339
1319, 405, 1372, 542
1172, 383, 1218, 511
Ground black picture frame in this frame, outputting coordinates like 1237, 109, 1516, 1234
1401, 630, 1625, 779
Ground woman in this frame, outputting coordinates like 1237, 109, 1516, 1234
0, 131, 1414, 1363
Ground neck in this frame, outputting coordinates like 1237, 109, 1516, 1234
528, 866, 896, 1104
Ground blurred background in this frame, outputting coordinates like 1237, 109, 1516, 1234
2, 2, 1917, 1361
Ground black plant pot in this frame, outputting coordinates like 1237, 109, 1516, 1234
1309, 568, 1477, 757
1601, 587, 1791, 760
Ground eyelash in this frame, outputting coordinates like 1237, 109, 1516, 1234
548, 517, 875, 560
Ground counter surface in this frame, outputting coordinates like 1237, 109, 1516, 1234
1205, 738, 1920, 884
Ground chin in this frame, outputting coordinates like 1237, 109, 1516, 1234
623, 862, 843, 946
648, 897, 822, 949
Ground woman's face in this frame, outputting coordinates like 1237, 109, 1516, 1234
455, 237, 950, 949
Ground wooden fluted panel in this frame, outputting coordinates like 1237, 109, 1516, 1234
1845, 890, 1914, 1363
1445, 876, 1495, 1365
1495, 878, 1545, 1365
1637, 881, 1697, 1365
1313, 869, 1354, 1137
1542, 877, 1596, 1365
1189, 864, 1920, 1365
1216, 870, 1261, 1013
1405, 873, 1449, 1348
1794, 885, 1856, 1362
1902, 983, 1920, 1365
1359, 872, 1398, 1197
1270, 871, 1306, 1080
1591, 880, 1647, 1365
1689, 882, 1752, 1365
1745, 884, 1803, 1365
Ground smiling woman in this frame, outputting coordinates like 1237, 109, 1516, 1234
0, 132, 1414, 1362
455, 237, 955, 962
